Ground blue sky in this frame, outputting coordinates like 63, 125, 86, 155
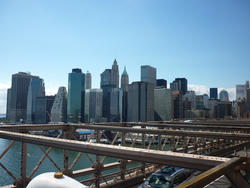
0, 0, 250, 113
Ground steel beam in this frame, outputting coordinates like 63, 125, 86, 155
176, 157, 245, 188
0, 130, 229, 170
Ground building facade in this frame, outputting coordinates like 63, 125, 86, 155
26, 77, 45, 123
51, 87, 68, 123
67, 69, 85, 123
127, 82, 154, 122
219, 90, 229, 102
170, 78, 187, 94
156, 79, 167, 88
9, 72, 35, 123
111, 59, 119, 88
210, 88, 218, 99
85, 71, 92, 89
141, 65, 156, 86
35, 96, 55, 124
84, 89, 103, 123
154, 88, 172, 121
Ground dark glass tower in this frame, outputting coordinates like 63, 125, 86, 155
67, 69, 85, 123
9, 72, 34, 123
210, 88, 218, 99
170, 78, 187, 94
156, 79, 167, 88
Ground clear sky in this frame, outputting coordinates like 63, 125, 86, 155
0, 0, 250, 113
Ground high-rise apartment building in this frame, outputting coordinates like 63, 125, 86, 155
210, 88, 218, 99
84, 89, 103, 123
51, 87, 68, 123
141, 65, 156, 86
127, 82, 154, 122
67, 68, 85, 123
219, 90, 229, 102
8, 72, 35, 123
85, 71, 92, 89
154, 88, 172, 121
111, 59, 119, 88
183, 91, 196, 110
170, 78, 187, 94
26, 77, 45, 123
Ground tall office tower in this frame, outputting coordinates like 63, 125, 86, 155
236, 85, 245, 101
156, 79, 167, 88
121, 67, 129, 122
51, 87, 68, 123
195, 95, 205, 110
110, 88, 123, 122
26, 77, 45, 123
210, 88, 218, 99
141, 65, 156, 86
247, 89, 250, 111
183, 91, 196, 110
84, 89, 103, 123
170, 78, 188, 94
9, 72, 35, 123
6, 89, 11, 121
121, 67, 129, 92
67, 68, 85, 123
219, 90, 229, 102
207, 99, 220, 118
154, 88, 172, 121
171, 91, 184, 119
203, 94, 209, 108
100, 69, 112, 88
127, 82, 154, 122
111, 59, 119, 88
35, 95, 55, 124
85, 71, 92, 89
245, 81, 249, 99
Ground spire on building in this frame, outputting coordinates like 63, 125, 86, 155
122, 66, 128, 76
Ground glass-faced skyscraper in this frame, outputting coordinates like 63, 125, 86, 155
26, 76, 45, 123
85, 71, 92, 89
67, 69, 85, 123
141, 65, 156, 87
8, 72, 34, 123
210, 88, 218, 99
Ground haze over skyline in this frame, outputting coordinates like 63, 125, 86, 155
0, 0, 250, 113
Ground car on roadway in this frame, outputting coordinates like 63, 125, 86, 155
138, 167, 192, 188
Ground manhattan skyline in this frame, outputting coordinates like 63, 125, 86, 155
0, 0, 250, 113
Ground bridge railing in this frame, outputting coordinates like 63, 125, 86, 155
0, 121, 250, 188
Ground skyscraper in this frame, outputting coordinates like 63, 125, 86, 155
9, 72, 35, 123
121, 67, 129, 122
245, 81, 249, 99
236, 84, 245, 101
121, 67, 129, 92
210, 88, 218, 99
156, 79, 167, 88
84, 89, 103, 123
26, 76, 45, 123
127, 81, 154, 122
110, 88, 123, 122
35, 95, 55, 124
6, 89, 11, 121
51, 87, 68, 123
111, 59, 119, 88
219, 90, 229, 102
141, 65, 156, 86
154, 88, 172, 121
85, 71, 92, 89
67, 68, 85, 123
170, 78, 187, 94
100, 69, 112, 88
